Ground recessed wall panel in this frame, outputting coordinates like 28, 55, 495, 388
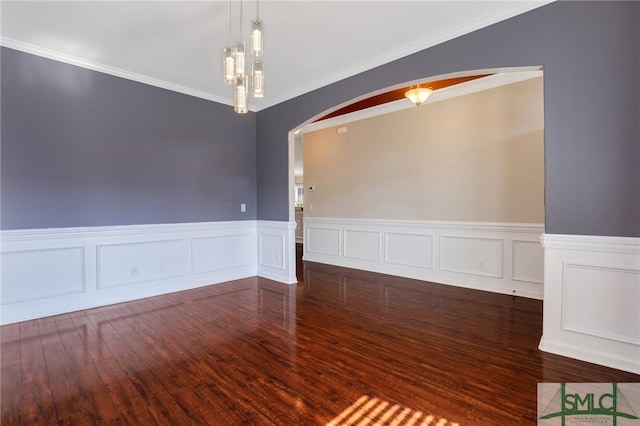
97, 240, 184, 288
259, 234, 285, 269
562, 263, 640, 344
512, 240, 543, 283
1, 247, 85, 304
440, 236, 503, 278
307, 227, 340, 256
343, 230, 380, 261
385, 232, 433, 268
192, 234, 253, 274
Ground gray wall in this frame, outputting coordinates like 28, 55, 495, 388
3, 2, 638, 237
257, 1, 640, 238
1, 47, 257, 229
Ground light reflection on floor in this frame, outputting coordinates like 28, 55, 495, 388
326, 395, 460, 426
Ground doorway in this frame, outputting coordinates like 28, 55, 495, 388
288, 68, 545, 291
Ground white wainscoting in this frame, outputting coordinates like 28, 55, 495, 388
0, 221, 271, 325
1, 247, 86, 303
539, 234, 640, 374
303, 218, 544, 299
257, 221, 298, 285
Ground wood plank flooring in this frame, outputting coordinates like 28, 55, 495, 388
2, 260, 639, 425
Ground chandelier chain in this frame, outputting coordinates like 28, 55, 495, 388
228, 0, 232, 42
239, 0, 243, 39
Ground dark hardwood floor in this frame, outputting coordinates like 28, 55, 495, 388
296, 243, 304, 283
2, 259, 638, 425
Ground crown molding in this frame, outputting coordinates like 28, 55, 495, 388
1, 1, 551, 113
0, 37, 239, 109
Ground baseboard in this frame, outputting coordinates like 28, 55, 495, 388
540, 233, 640, 374
303, 218, 544, 299
539, 336, 640, 376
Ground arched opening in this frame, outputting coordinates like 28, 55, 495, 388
288, 67, 545, 297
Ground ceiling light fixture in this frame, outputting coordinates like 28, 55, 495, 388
252, 59, 264, 98
223, 0, 265, 113
251, 3, 263, 57
405, 85, 433, 106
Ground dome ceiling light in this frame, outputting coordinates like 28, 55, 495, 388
405, 85, 433, 106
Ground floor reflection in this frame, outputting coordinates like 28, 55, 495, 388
3, 262, 639, 425
301, 261, 538, 346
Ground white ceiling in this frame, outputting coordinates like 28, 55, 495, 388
0, 1, 550, 112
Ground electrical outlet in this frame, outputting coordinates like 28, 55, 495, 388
158, 264, 165, 273
477, 259, 485, 270
241, 203, 246, 212
130, 266, 139, 276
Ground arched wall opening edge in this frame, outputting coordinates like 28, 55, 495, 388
286, 65, 545, 280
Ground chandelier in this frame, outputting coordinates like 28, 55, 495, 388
223, 0, 264, 113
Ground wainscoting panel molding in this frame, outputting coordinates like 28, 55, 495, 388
1, 247, 86, 304
384, 232, 433, 269
562, 263, 640, 345
307, 226, 342, 256
191, 234, 254, 274
0, 221, 266, 324
343, 230, 381, 262
259, 234, 286, 269
97, 239, 185, 289
512, 239, 545, 283
540, 234, 640, 374
304, 218, 544, 299
439, 235, 503, 278
257, 221, 298, 285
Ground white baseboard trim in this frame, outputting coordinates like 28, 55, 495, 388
303, 218, 544, 299
540, 233, 640, 374
0, 221, 291, 325
539, 336, 640, 376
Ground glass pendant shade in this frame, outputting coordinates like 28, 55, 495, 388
234, 42, 246, 77
251, 20, 263, 56
234, 75, 248, 114
405, 86, 433, 106
223, 46, 235, 84
252, 60, 264, 98
222, 1, 266, 113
